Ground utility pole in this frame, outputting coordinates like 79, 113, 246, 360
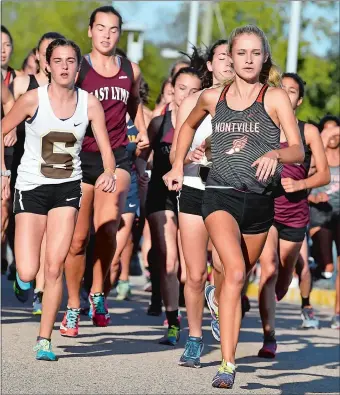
187, 1, 200, 54
201, 1, 213, 47
286, 1, 302, 72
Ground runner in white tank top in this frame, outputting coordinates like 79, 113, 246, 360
168, 41, 234, 368
1, 38, 116, 362
15, 84, 87, 191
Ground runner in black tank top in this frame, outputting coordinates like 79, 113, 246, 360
1, 26, 16, 86
258, 73, 330, 360
163, 25, 304, 389
7, 32, 65, 311
141, 67, 201, 346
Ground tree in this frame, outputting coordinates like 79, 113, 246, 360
161, 1, 339, 121
2, 0, 172, 108
2, 0, 108, 67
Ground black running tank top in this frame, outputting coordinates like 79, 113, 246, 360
151, 105, 175, 180
207, 84, 283, 195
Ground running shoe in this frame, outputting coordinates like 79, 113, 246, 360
301, 307, 319, 329
80, 288, 90, 315
159, 325, 180, 346
212, 360, 236, 389
7, 263, 16, 281
163, 311, 182, 327
60, 307, 80, 337
241, 294, 250, 319
32, 291, 43, 315
178, 336, 204, 368
34, 339, 57, 361
331, 314, 340, 329
13, 272, 31, 303
258, 337, 277, 359
116, 280, 131, 301
204, 285, 220, 341
147, 303, 162, 316
89, 293, 110, 327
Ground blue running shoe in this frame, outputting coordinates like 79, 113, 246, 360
34, 339, 58, 361
178, 336, 204, 368
13, 272, 31, 303
32, 291, 43, 315
159, 325, 180, 346
212, 360, 236, 389
205, 285, 220, 341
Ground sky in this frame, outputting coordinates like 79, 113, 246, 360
113, 1, 339, 57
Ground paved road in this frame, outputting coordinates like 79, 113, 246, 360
1, 275, 339, 395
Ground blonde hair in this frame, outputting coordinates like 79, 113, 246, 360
227, 25, 281, 87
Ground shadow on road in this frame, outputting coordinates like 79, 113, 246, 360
2, 274, 339, 394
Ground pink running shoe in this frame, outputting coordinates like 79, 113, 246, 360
89, 292, 110, 327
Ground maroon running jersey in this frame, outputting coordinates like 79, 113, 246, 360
76, 55, 133, 152
274, 121, 312, 228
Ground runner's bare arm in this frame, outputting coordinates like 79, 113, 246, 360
88, 94, 116, 172
270, 88, 305, 164
172, 89, 214, 168
1, 89, 37, 136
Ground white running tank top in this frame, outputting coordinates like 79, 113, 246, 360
183, 113, 212, 190
16, 85, 89, 191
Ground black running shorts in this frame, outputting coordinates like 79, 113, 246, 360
146, 178, 178, 216
273, 221, 306, 243
80, 147, 130, 186
178, 185, 204, 216
201, 187, 274, 234
13, 180, 82, 215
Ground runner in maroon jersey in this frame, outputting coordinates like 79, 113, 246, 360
258, 73, 330, 359
61, 5, 149, 337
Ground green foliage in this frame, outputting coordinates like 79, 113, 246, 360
2, 0, 339, 118
2, 1, 107, 67
164, 1, 339, 121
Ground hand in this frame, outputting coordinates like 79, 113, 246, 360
188, 142, 205, 163
95, 172, 117, 193
1, 176, 10, 201
251, 150, 279, 182
4, 130, 17, 147
308, 192, 329, 204
281, 178, 304, 193
136, 132, 150, 149
163, 164, 184, 192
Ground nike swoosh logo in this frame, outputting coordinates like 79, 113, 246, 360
74, 123, 82, 127
66, 197, 78, 201
129, 203, 136, 207
119, 76, 128, 79
127, 125, 134, 129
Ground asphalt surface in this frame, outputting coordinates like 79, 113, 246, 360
1, 275, 339, 395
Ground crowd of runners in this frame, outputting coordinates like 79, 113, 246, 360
1, 5, 339, 389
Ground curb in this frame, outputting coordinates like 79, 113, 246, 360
246, 283, 336, 308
